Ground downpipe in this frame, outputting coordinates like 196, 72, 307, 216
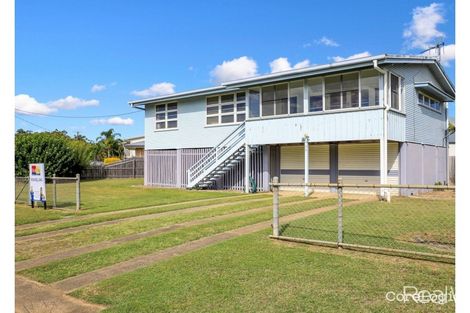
374, 60, 391, 200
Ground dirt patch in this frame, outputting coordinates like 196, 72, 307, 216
16, 275, 104, 313
396, 231, 455, 252
410, 190, 455, 200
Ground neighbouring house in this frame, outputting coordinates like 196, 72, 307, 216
129, 54, 455, 193
448, 131, 455, 157
123, 135, 145, 158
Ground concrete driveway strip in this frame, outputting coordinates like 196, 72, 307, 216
16, 198, 315, 271
16, 195, 274, 242
52, 199, 372, 293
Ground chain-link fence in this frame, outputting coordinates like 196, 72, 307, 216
15, 175, 81, 211
270, 178, 455, 262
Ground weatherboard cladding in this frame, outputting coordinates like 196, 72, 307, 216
144, 96, 238, 150
245, 108, 384, 145
280, 145, 330, 190
279, 142, 399, 187
383, 64, 447, 147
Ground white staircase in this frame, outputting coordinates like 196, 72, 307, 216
187, 122, 246, 189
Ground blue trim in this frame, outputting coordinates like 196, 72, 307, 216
281, 169, 330, 175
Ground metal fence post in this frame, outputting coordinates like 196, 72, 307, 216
75, 173, 80, 212
337, 178, 343, 245
272, 176, 280, 237
133, 158, 136, 178
52, 174, 57, 208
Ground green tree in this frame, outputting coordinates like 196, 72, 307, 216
95, 129, 124, 159
15, 132, 81, 176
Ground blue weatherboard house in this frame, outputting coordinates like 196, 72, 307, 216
130, 54, 455, 194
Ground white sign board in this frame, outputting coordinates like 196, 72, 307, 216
29, 163, 46, 201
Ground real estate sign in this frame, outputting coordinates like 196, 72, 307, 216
29, 163, 46, 201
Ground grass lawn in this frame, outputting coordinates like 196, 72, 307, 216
15, 178, 241, 225
19, 198, 338, 283
71, 231, 455, 313
15, 204, 75, 225
280, 197, 455, 256
15, 193, 271, 237
15, 195, 308, 261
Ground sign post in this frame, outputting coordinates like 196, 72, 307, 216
29, 163, 47, 209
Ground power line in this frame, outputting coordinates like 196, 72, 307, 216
15, 109, 141, 119
15, 115, 50, 131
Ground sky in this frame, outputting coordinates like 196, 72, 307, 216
15, 0, 456, 140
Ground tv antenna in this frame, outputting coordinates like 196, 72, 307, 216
421, 42, 445, 62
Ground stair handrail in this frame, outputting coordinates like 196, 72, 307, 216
187, 122, 246, 186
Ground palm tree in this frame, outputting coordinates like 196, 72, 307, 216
95, 129, 124, 158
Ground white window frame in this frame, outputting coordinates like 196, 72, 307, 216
323, 71, 361, 111
205, 92, 246, 126
389, 72, 402, 111
246, 69, 383, 119
417, 91, 442, 114
155, 102, 178, 131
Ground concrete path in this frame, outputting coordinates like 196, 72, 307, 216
16, 198, 315, 271
16, 194, 263, 231
53, 199, 371, 293
16, 276, 104, 313
16, 196, 274, 242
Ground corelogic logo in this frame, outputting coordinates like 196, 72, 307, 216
386, 286, 455, 305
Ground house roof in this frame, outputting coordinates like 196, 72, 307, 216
129, 54, 455, 107
124, 135, 145, 141
124, 140, 145, 149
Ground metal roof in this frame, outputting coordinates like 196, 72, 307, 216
129, 54, 455, 107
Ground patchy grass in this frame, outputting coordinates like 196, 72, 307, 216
15, 195, 307, 261
15, 178, 240, 225
16, 193, 271, 237
15, 204, 74, 225
71, 231, 455, 313
280, 197, 454, 255
19, 198, 337, 283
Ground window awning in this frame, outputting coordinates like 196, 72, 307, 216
415, 82, 455, 101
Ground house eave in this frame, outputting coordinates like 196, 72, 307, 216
129, 54, 455, 107
414, 82, 455, 101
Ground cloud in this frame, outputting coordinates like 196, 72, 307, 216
15, 94, 99, 115
48, 96, 99, 110
91, 84, 106, 93
330, 51, 371, 63
293, 59, 311, 69
422, 43, 455, 66
403, 3, 446, 49
132, 82, 176, 98
269, 57, 311, 73
316, 36, 340, 47
210, 56, 258, 84
15, 94, 57, 115
90, 117, 134, 126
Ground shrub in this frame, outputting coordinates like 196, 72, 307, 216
104, 157, 121, 165
15, 132, 93, 177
